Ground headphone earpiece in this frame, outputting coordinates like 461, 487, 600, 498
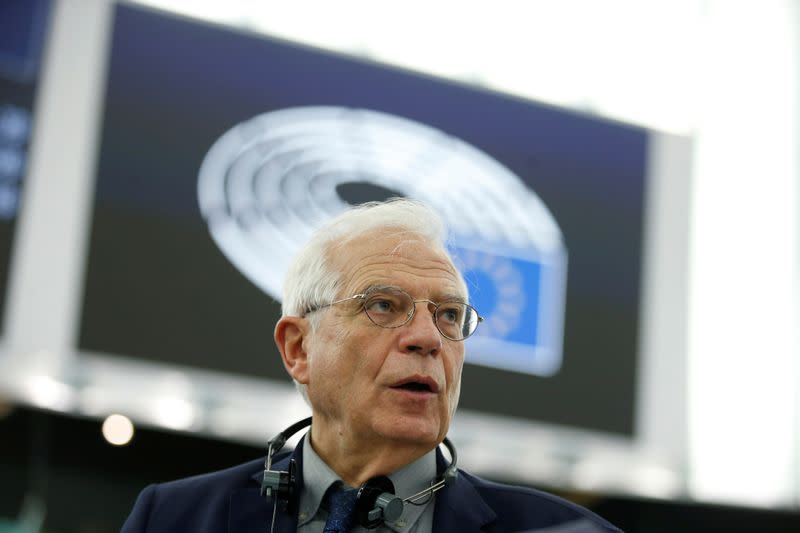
355, 476, 403, 528
260, 458, 297, 512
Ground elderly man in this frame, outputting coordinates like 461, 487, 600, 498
121, 199, 621, 533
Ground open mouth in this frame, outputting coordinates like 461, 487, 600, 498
394, 382, 433, 392
391, 376, 438, 394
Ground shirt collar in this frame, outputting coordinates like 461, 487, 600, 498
297, 433, 438, 532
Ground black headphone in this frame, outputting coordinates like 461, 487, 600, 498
260, 416, 458, 529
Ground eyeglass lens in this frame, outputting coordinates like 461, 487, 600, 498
363, 288, 479, 340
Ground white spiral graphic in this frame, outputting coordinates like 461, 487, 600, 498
197, 106, 564, 302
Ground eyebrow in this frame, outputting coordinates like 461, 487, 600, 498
360, 283, 400, 295
361, 284, 468, 304
439, 293, 468, 304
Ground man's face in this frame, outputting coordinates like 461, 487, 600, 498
303, 231, 466, 449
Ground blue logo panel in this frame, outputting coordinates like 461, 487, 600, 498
450, 243, 566, 377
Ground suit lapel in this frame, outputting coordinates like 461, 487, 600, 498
433, 452, 496, 532
228, 486, 277, 533
228, 438, 306, 533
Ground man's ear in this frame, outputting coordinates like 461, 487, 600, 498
274, 316, 310, 384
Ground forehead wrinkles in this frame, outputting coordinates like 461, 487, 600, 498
336, 240, 464, 297
351, 259, 460, 289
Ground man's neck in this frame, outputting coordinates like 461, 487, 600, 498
309, 422, 434, 487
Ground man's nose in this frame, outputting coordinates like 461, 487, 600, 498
399, 304, 442, 356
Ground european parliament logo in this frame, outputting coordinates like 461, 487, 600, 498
453, 243, 566, 376
197, 106, 567, 377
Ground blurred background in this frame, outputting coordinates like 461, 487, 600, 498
0, 0, 798, 531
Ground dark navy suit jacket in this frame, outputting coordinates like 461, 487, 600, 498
121, 440, 621, 533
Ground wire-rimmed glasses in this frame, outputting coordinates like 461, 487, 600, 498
306, 286, 483, 341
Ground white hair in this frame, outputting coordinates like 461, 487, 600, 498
280, 198, 467, 402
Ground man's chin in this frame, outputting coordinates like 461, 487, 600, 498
375, 416, 445, 448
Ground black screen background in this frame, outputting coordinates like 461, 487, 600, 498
79, 5, 647, 436
0, 0, 51, 336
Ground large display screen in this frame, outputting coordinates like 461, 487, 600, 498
0, 0, 51, 335
79, 4, 648, 435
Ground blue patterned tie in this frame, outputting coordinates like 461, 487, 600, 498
323, 483, 359, 533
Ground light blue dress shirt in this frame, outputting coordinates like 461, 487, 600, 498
296, 438, 437, 533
